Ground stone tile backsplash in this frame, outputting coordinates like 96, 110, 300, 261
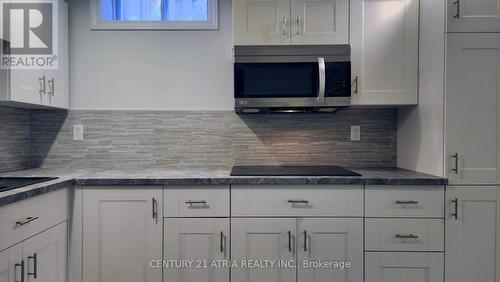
0, 107, 32, 173
28, 109, 397, 169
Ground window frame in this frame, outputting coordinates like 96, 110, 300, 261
90, 0, 218, 30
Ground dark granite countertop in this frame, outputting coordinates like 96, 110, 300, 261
0, 167, 447, 207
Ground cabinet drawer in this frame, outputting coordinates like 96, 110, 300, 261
365, 252, 444, 282
365, 186, 444, 218
164, 186, 230, 217
231, 185, 363, 217
365, 218, 444, 252
0, 188, 68, 252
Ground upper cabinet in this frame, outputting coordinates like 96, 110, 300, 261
446, 33, 500, 185
350, 0, 419, 105
447, 0, 500, 32
0, 0, 68, 109
233, 0, 349, 45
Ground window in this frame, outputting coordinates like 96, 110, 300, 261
91, 0, 218, 29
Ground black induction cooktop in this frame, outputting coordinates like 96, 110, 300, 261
0, 177, 59, 193
230, 165, 361, 177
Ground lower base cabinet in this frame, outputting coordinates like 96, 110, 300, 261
164, 218, 230, 282
365, 252, 444, 282
231, 218, 363, 282
445, 186, 500, 282
0, 222, 67, 282
82, 188, 163, 282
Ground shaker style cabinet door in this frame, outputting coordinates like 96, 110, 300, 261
447, 0, 500, 32
231, 218, 296, 282
446, 33, 500, 184
0, 244, 22, 282
297, 218, 363, 282
164, 218, 230, 282
290, 0, 349, 44
82, 188, 163, 282
365, 252, 444, 282
350, 0, 419, 105
22, 223, 67, 282
233, 0, 291, 45
445, 186, 500, 282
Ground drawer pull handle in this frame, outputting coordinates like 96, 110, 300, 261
451, 198, 459, 220
15, 217, 39, 226
15, 260, 24, 282
395, 200, 419, 205
185, 200, 209, 208
288, 231, 293, 253
303, 230, 308, 252
28, 253, 37, 278
395, 234, 419, 239
288, 200, 309, 204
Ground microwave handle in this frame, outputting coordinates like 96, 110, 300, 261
318, 57, 326, 103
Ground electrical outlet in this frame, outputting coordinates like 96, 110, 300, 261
350, 126, 361, 141
73, 125, 84, 141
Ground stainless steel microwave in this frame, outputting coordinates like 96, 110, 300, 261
234, 45, 351, 113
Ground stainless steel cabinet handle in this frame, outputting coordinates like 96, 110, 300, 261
185, 200, 208, 208
38, 75, 46, 96
451, 198, 458, 219
454, 0, 460, 18
451, 153, 459, 174
395, 200, 419, 205
288, 231, 292, 252
395, 234, 419, 239
16, 217, 39, 226
288, 200, 309, 204
28, 253, 37, 278
352, 75, 359, 94
152, 198, 158, 220
220, 231, 226, 255
296, 16, 302, 35
48, 78, 55, 96
318, 57, 326, 103
303, 230, 308, 252
15, 261, 24, 282
282, 17, 288, 36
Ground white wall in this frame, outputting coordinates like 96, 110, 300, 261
68, 0, 234, 110
397, 0, 445, 177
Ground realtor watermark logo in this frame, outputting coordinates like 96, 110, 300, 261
0, 0, 58, 69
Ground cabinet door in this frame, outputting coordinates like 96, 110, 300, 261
0, 244, 22, 282
366, 252, 444, 282
233, 0, 291, 45
9, 70, 46, 106
297, 218, 363, 282
447, 0, 500, 32
445, 186, 500, 282
83, 188, 163, 282
22, 223, 66, 282
46, 0, 69, 109
350, 0, 419, 105
290, 0, 348, 44
164, 218, 229, 282
231, 218, 296, 282
446, 34, 500, 184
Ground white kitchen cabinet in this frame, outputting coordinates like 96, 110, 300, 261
446, 33, 500, 185
447, 0, 500, 33
297, 218, 363, 282
164, 218, 229, 282
290, 0, 349, 44
445, 186, 500, 282
22, 222, 67, 282
350, 0, 419, 105
0, 0, 68, 109
82, 187, 163, 282
0, 244, 22, 282
231, 218, 297, 282
365, 252, 444, 282
233, 0, 348, 45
